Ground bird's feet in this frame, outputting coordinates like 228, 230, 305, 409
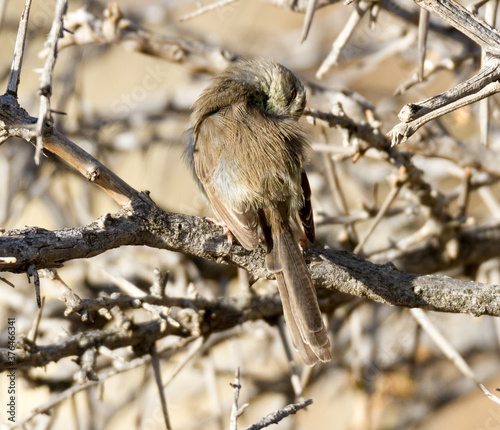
205, 217, 234, 246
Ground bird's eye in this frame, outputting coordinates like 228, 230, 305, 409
290, 87, 297, 101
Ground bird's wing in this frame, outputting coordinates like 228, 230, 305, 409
193, 109, 260, 251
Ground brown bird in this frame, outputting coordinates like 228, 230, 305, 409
185, 58, 331, 365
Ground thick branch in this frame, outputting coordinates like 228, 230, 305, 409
2, 204, 500, 318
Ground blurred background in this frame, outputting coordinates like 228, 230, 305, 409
2, 0, 500, 429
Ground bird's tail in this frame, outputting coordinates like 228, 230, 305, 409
265, 208, 331, 366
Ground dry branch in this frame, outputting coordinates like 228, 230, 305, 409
55, 3, 239, 74
34, 0, 67, 163
0, 93, 141, 206
305, 107, 450, 223
390, 0, 500, 144
2, 206, 500, 320
6, 0, 31, 97
245, 398, 313, 430
0, 278, 347, 371
3, 0, 500, 427
1, 76, 499, 333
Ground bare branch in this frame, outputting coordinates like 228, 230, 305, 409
411, 308, 500, 406
398, 60, 500, 123
56, 3, 239, 74
300, 0, 319, 43
6, 0, 32, 97
316, 1, 370, 78
0, 284, 347, 371
179, 0, 242, 22
415, 0, 500, 53
3, 352, 161, 429
230, 367, 247, 430
391, 0, 500, 143
35, 0, 67, 164
150, 345, 172, 430
305, 107, 450, 223
353, 182, 402, 255
2, 208, 500, 318
402, 125, 500, 176
417, 9, 429, 81
245, 398, 313, 430
0, 93, 141, 206
390, 81, 500, 145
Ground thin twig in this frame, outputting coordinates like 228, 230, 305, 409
204, 352, 224, 430
410, 308, 500, 405
300, 0, 319, 43
26, 296, 45, 342
418, 9, 429, 81
6, 0, 32, 97
0, 276, 15, 288
321, 147, 358, 244
230, 367, 248, 430
57, 3, 237, 74
394, 52, 474, 95
479, 0, 499, 146
244, 398, 313, 430
5, 353, 153, 429
277, 319, 304, 399
316, 1, 371, 78
163, 336, 205, 387
456, 167, 472, 219
322, 150, 349, 216
151, 344, 172, 430
353, 182, 403, 255
179, 0, 241, 22
26, 264, 41, 308
151, 267, 169, 297
35, 0, 68, 164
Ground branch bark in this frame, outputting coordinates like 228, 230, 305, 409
2, 203, 500, 320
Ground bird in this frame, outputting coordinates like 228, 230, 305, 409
184, 58, 331, 365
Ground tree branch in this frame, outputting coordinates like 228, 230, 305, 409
55, 3, 239, 74
2, 204, 500, 320
0, 93, 141, 206
0, 280, 348, 371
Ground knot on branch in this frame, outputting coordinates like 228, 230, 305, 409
86, 167, 101, 182
39, 85, 52, 98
